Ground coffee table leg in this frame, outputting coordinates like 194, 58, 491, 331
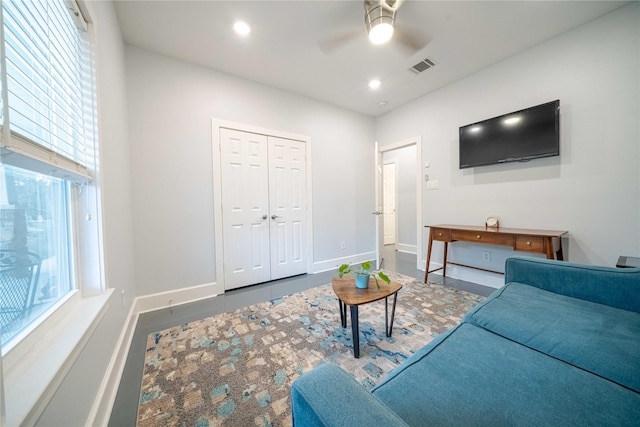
384, 296, 389, 336
388, 292, 399, 337
338, 300, 347, 328
350, 305, 360, 358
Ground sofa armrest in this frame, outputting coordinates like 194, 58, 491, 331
290, 363, 409, 427
504, 257, 640, 312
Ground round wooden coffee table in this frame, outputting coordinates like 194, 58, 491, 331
332, 276, 403, 358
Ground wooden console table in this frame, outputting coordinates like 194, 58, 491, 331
424, 224, 568, 282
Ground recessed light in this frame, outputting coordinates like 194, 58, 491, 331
233, 21, 251, 36
504, 116, 521, 125
369, 79, 381, 90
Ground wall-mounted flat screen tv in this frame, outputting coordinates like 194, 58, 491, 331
459, 100, 560, 169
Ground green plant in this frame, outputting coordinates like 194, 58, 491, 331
338, 260, 391, 289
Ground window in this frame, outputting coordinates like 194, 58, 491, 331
0, 0, 97, 350
0, 165, 73, 345
0, 2, 103, 424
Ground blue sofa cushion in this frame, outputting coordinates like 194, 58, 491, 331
372, 323, 640, 426
464, 282, 640, 392
291, 363, 409, 427
504, 257, 640, 313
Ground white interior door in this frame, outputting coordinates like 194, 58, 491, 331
268, 136, 307, 279
220, 128, 271, 289
383, 162, 397, 245
374, 142, 383, 268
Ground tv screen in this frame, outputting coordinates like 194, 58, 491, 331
459, 100, 560, 169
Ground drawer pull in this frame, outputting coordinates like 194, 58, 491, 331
438, 233, 443, 236
476, 235, 481, 239
526, 241, 531, 246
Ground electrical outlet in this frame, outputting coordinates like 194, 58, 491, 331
426, 180, 439, 190
482, 251, 491, 262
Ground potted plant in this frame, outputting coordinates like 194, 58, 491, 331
338, 260, 390, 289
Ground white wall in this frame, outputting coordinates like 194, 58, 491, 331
374, 3, 640, 287
35, 1, 137, 425
125, 46, 375, 297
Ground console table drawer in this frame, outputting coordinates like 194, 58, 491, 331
515, 235, 545, 252
430, 227, 452, 242
451, 229, 514, 246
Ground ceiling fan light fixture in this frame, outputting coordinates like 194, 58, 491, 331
365, 0, 396, 45
369, 22, 394, 44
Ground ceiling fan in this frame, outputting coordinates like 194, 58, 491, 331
319, 0, 427, 54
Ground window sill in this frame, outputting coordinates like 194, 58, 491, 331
3, 289, 113, 426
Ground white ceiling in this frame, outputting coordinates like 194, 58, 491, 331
114, 0, 628, 117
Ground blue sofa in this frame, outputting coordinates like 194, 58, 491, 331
291, 257, 640, 426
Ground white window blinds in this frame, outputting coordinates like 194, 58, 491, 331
0, 0, 95, 182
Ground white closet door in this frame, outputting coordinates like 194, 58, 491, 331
268, 137, 308, 279
220, 128, 271, 289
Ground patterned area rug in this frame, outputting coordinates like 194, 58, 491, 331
137, 273, 484, 426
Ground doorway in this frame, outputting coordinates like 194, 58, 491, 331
382, 161, 397, 246
375, 137, 422, 271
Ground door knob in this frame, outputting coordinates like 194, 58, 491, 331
271, 215, 282, 220
372, 211, 383, 215
261, 214, 268, 220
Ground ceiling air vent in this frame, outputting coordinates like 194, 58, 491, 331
409, 57, 436, 74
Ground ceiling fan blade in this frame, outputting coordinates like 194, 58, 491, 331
393, 25, 429, 53
318, 27, 364, 54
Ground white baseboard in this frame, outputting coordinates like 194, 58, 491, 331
311, 251, 377, 274
424, 261, 503, 289
134, 281, 224, 314
445, 265, 504, 289
396, 243, 417, 254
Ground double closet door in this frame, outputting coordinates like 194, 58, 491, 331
220, 128, 307, 290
